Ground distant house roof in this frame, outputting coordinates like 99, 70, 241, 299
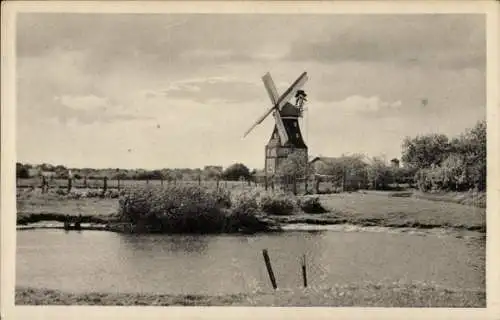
309, 156, 337, 164
309, 156, 371, 166
204, 165, 223, 171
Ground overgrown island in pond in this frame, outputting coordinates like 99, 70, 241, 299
17, 185, 327, 234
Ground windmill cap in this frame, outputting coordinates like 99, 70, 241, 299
280, 102, 300, 117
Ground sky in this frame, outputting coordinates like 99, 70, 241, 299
16, 13, 486, 170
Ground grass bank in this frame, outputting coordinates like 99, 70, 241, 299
411, 190, 486, 208
16, 188, 485, 233
16, 282, 485, 307
302, 193, 486, 231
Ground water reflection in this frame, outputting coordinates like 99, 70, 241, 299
118, 234, 210, 255
16, 229, 484, 295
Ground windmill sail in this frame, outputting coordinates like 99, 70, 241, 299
262, 72, 279, 105
272, 110, 289, 144
243, 71, 308, 139
275, 72, 308, 111
243, 104, 275, 137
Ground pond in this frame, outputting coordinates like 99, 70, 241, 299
16, 229, 484, 295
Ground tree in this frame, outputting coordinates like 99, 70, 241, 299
16, 163, 30, 179
390, 158, 400, 167
450, 120, 486, 190
401, 134, 451, 169
366, 157, 392, 190
392, 166, 417, 186
40, 163, 55, 172
203, 167, 223, 180
277, 151, 309, 178
222, 163, 251, 181
312, 154, 368, 190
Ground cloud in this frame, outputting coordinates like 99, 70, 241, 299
324, 95, 403, 117
15, 13, 486, 169
21, 92, 152, 125
335, 96, 401, 113
16, 14, 273, 74
180, 49, 256, 64
147, 77, 265, 104
56, 94, 110, 110
287, 14, 485, 70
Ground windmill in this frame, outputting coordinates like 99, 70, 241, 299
243, 71, 309, 179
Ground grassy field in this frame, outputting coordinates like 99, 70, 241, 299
16, 281, 485, 307
15, 187, 486, 307
274, 193, 485, 231
17, 178, 254, 190
16, 188, 486, 232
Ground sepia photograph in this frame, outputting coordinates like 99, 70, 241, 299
1, 1, 499, 319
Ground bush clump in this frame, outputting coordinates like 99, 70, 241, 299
258, 191, 297, 215
297, 195, 327, 214
118, 185, 229, 233
227, 190, 270, 232
117, 185, 278, 234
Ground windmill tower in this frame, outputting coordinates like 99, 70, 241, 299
243, 72, 309, 181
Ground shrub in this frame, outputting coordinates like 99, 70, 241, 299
297, 195, 327, 214
66, 191, 83, 199
208, 187, 232, 208
415, 154, 471, 192
258, 191, 297, 215
118, 185, 237, 233
227, 190, 267, 232
55, 188, 67, 196
104, 189, 120, 199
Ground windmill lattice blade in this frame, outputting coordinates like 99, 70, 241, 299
243, 105, 276, 137
262, 73, 279, 105
276, 72, 308, 110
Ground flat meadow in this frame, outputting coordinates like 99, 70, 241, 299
15, 181, 486, 307
16, 179, 486, 232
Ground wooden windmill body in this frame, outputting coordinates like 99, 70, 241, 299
244, 72, 309, 179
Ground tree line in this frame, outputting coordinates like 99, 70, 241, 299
275, 120, 486, 192
402, 120, 486, 192
16, 120, 486, 193
16, 162, 256, 182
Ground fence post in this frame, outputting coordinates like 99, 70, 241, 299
262, 249, 278, 290
102, 177, 108, 196
117, 178, 121, 191
161, 178, 164, 187
83, 176, 88, 188
216, 178, 220, 190
342, 168, 346, 192
301, 254, 308, 288
41, 176, 47, 193
67, 177, 72, 193
198, 175, 201, 186
293, 174, 297, 195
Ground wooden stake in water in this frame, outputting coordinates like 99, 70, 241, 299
301, 254, 308, 288
262, 249, 277, 289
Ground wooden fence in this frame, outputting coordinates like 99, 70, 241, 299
17, 172, 361, 196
